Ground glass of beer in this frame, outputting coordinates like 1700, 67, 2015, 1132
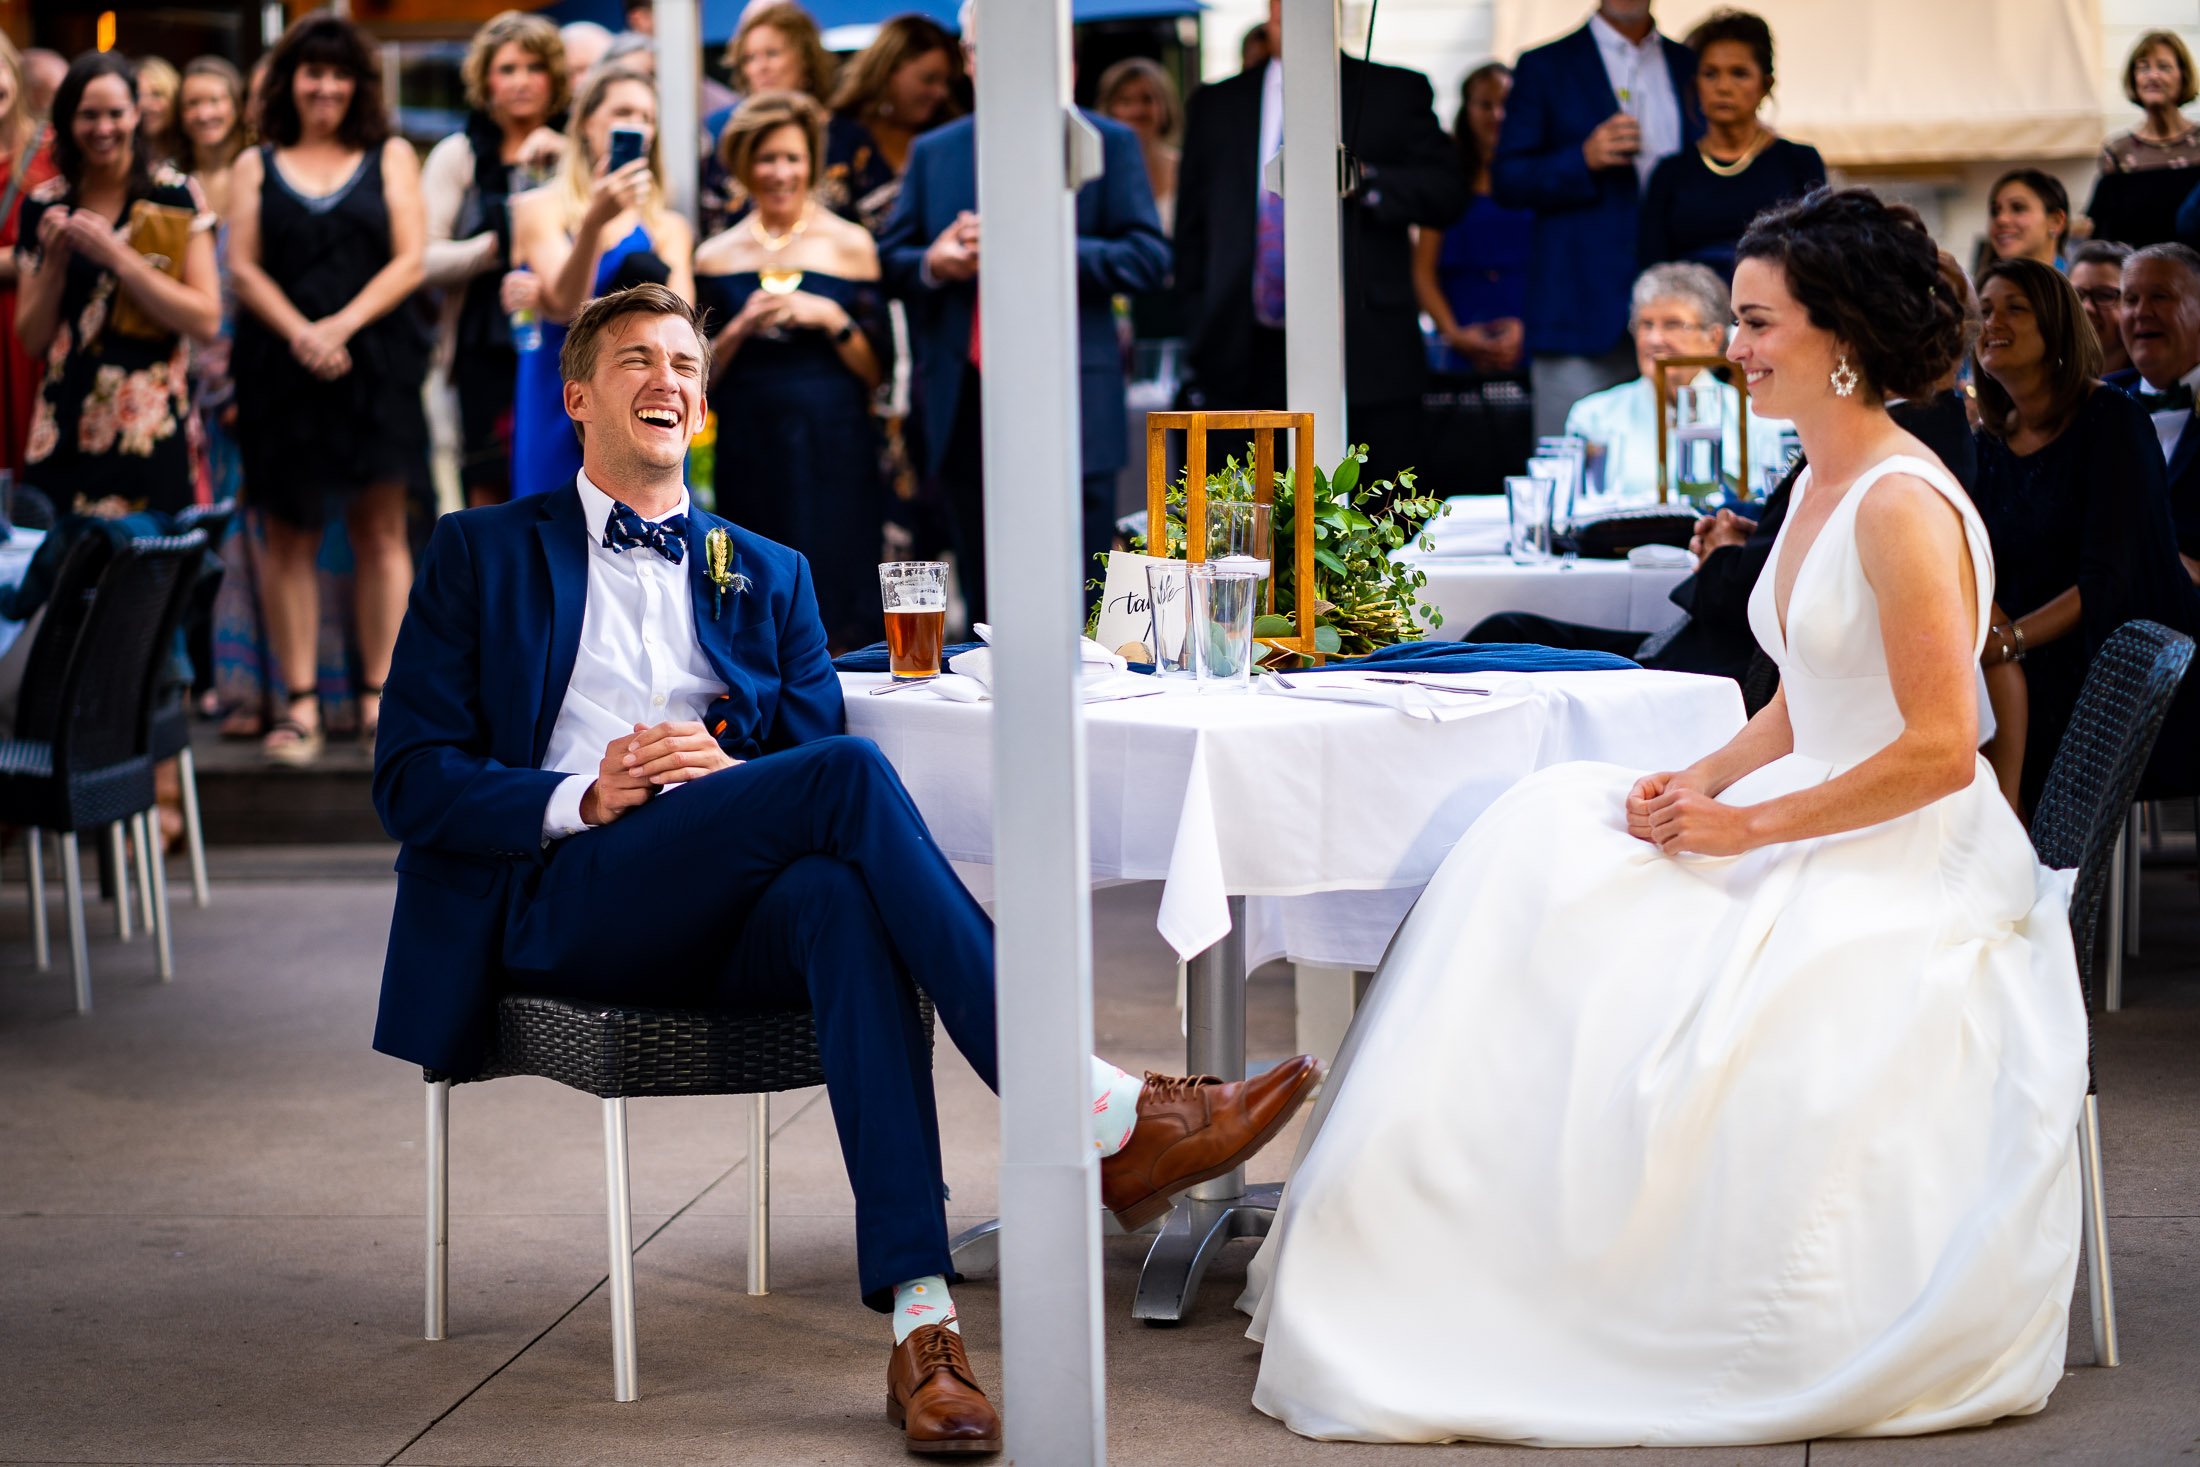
880, 561, 949, 679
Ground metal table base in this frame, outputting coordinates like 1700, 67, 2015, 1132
952, 896, 1270, 1325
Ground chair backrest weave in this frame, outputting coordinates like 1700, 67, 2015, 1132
52, 533, 206, 776
2030, 619, 2195, 1013
13, 532, 116, 745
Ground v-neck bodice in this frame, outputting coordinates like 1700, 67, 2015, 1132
1747, 453, 1994, 769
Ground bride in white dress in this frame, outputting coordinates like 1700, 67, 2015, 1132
1242, 190, 2089, 1447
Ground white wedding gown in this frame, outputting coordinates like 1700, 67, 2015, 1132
1242, 455, 2090, 1447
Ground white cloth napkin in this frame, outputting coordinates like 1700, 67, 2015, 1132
1628, 542, 1695, 568
938, 635, 1148, 702
1416, 496, 1511, 558
1257, 671, 1536, 722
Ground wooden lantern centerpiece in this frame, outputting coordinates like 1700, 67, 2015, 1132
1144, 409, 1324, 665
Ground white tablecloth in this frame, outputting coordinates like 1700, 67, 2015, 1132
1401, 554, 1694, 640
843, 668, 1744, 970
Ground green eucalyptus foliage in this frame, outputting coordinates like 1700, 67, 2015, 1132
1138, 443, 1447, 659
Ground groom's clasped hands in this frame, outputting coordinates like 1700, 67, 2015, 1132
1626, 768, 1759, 857
577, 721, 743, 827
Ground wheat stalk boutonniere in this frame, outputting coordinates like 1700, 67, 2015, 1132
703, 526, 747, 620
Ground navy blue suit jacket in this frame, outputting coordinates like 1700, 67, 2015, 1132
877, 110, 1170, 480
2107, 365, 2200, 557
370, 482, 844, 1073
1492, 24, 1701, 358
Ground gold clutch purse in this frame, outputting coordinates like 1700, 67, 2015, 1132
107, 199, 194, 341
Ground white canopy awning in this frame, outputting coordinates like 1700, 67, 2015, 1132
1491, 0, 2106, 166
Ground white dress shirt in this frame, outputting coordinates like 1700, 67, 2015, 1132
1259, 59, 1285, 193
1563, 375, 1792, 505
2145, 362, 2200, 461
539, 471, 727, 841
1589, 11, 1683, 190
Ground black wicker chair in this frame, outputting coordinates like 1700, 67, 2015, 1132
423, 989, 934, 1401
2028, 618, 2196, 1370
0, 532, 207, 1010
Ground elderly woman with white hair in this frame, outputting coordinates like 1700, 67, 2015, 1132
1563, 260, 1788, 504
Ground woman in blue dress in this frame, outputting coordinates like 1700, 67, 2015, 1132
1412, 62, 1530, 380
505, 65, 691, 498
695, 91, 887, 652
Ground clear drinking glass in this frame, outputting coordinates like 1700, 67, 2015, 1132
1534, 435, 1587, 524
878, 561, 950, 678
1146, 560, 1194, 675
1190, 565, 1259, 690
1205, 501, 1273, 610
1506, 475, 1555, 563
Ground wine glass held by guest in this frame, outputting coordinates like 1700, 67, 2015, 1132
14, 52, 220, 518
423, 10, 571, 507
820, 14, 962, 233
506, 66, 692, 500
2068, 238, 2132, 376
1562, 261, 1789, 502
1987, 169, 2069, 268
1097, 57, 1180, 236
1969, 256, 2200, 810
0, 33, 59, 475
695, 90, 887, 651
1413, 62, 1530, 377
227, 13, 431, 765
1247, 189, 2096, 1448
1638, 9, 1824, 281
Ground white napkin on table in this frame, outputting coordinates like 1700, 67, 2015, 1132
937, 634, 1149, 702
1257, 671, 1535, 722
1415, 496, 1510, 557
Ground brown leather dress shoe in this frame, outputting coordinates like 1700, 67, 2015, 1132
887, 1324, 1002, 1455
1099, 1055, 1322, 1230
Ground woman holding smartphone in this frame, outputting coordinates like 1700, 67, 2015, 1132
505, 65, 691, 498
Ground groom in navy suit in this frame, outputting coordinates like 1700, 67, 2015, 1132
369, 286, 1318, 1453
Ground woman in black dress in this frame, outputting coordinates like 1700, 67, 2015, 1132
694, 92, 887, 652
1970, 257, 2200, 810
820, 14, 962, 234
14, 52, 221, 515
1638, 10, 1823, 282
229, 14, 426, 764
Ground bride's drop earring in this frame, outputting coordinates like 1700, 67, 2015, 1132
1830, 354, 1859, 398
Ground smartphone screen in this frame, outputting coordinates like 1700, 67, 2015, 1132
607, 127, 646, 173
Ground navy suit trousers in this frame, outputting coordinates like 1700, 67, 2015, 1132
501, 735, 999, 1308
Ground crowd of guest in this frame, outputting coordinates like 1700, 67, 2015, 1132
15, 0, 2200, 820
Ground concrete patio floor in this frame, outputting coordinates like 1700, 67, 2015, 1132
1, 845, 2196, 1466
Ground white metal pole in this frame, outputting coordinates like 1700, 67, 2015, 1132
654, 0, 703, 230
1281, 0, 1347, 468
974, 0, 1106, 1460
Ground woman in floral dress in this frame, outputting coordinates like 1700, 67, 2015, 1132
14, 51, 220, 516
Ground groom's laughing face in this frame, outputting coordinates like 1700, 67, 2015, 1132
567, 311, 705, 477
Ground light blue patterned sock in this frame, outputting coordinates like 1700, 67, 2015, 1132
892, 1274, 960, 1344
1090, 1057, 1145, 1157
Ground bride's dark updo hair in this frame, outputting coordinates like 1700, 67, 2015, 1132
1734, 187, 1967, 403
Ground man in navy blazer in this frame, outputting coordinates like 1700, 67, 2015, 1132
2110, 242, 2200, 569
369, 286, 1316, 1451
1494, 1, 1701, 437
877, 20, 1168, 624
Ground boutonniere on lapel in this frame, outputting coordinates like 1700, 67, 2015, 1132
703, 526, 748, 621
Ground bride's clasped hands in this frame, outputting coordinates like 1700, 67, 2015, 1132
1625, 766, 1759, 855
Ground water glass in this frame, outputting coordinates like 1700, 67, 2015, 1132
1505, 475, 1555, 563
1190, 565, 1259, 690
1534, 435, 1587, 518
878, 561, 949, 678
1205, 500, 1273, 610
1145, 560, 1194, 675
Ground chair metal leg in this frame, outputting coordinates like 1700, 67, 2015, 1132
143, 816, 173, 982
177, 746, 209, 908
2104, 821, 2127, 1012
602, 1097, 638, 1402
747, 1092, 770, 1296
425, 1079, 449, 1342
27, 828, 48, 971
2078, 1094, 2120, 1367
59, 831, 89, 1013
131, 813, 155, 934
2124, 806, 2143, 957
107, 823, 132, 940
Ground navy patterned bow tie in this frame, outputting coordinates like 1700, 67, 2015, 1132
602, 501, 689, 563
2136, 383, 2196, 415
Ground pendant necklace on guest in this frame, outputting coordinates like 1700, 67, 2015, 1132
1699, 126, 1771, 177
748, 200, 813, 251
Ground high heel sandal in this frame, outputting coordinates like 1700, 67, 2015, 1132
263, 692, 325, 767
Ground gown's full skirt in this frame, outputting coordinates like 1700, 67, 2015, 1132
1242, 751, 2088, 1446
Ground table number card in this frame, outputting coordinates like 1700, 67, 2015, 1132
1094, 550, 1172, 659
